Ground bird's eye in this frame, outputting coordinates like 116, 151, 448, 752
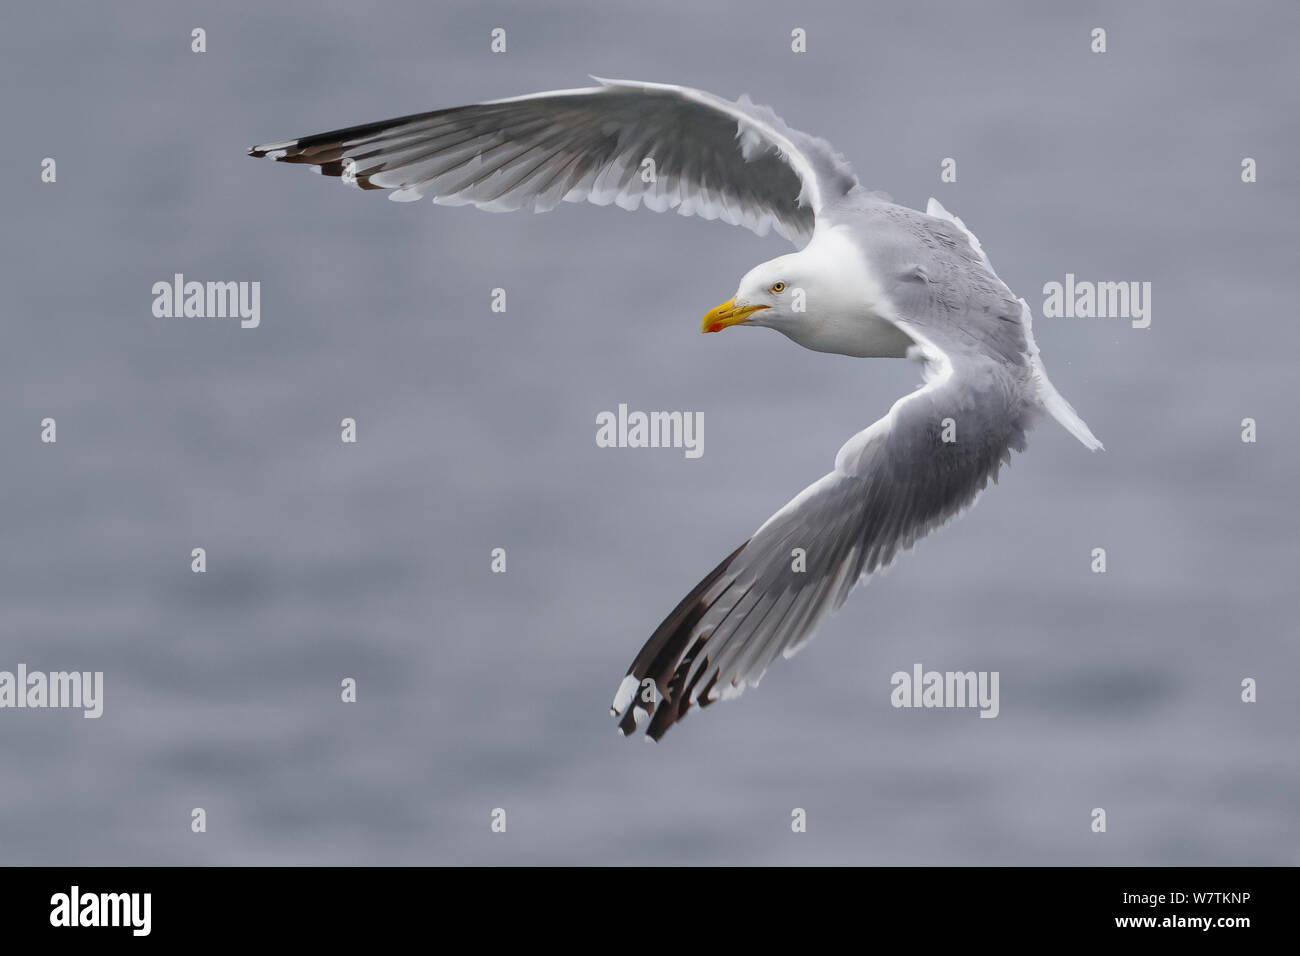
771, 281, 786, 293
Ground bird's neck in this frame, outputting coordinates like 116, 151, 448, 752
785, 228, 913, 358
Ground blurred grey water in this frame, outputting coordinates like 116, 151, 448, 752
0, 0, 1297, 865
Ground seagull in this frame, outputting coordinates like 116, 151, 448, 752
249, 78, 1102, 740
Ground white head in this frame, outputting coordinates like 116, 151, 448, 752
699, 236, 913, 358
700, 251, 811, 336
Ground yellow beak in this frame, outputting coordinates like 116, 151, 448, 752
701, 298, 770, 334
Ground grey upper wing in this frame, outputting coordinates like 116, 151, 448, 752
248, 78, 860, 245
611, 341, 1040, 740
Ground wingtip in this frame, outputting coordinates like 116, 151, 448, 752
248, 141, 292, 160
611, 674, 638, 716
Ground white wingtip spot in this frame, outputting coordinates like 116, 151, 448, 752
611, 674, 638, 715
249, 142, 292, 159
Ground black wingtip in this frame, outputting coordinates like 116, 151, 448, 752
612, 540, 748, 741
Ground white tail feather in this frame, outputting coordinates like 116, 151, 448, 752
1017, 298, 1103, 451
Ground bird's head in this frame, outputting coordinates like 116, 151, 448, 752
698, 237, 912, 359
700, 253, 810, 335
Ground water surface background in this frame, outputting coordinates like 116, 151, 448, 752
1, 0, 1296, 864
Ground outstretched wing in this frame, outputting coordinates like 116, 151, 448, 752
248, 78, 860, 245
611, 331, 1039, 740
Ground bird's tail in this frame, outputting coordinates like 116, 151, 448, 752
1016, 297, 1104, 451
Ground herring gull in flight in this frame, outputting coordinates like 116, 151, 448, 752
249, 78, 1102, 740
